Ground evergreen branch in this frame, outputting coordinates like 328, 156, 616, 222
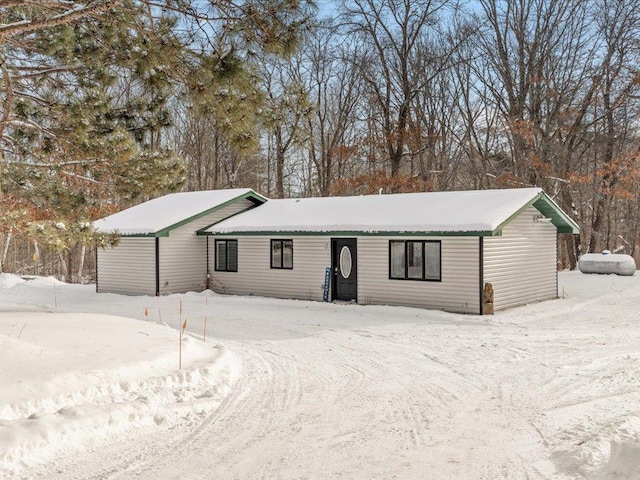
31, 0, 78, 5
0, 0, 78, 7
13, 90, 52, 106
60, 170, 101, 184
1, 120, 56, 144
15, 69, 78, 79
0, 0, 123, 39
7, 158, 109, 167
11, 66, 78, 79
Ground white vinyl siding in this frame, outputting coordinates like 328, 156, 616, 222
483, 207, 557, 311
210, 236, 330, 301
97, 238, 156, 295
158, 199, 255, 294
358, 237, 480, 314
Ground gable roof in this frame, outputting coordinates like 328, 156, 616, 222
94, 189, 266, 237
204, 188, 579, 236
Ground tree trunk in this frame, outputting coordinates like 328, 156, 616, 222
563, 234, 579, 270
1, 228, 12, 273
77, 243, 86, 283
275, 126, 285, 198
58, 252, 68, 282
33, 240, 40, 275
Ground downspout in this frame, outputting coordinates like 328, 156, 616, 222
95, 241, 99, 293
479, 237, 484, 315
206, 236, 210, 290
155, 237, 160, 296
556, 234, 560, 298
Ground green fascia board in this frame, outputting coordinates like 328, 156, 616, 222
114, 232, 158, 238
121, 191, 267, 238
201, 230, 497, 237
532, 195, 580, 233
491, 191, 580, 235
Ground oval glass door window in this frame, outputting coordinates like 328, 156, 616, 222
339, 246, 352, 278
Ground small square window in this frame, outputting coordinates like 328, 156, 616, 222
271, 240, 293, 269
215, 240, 238, 272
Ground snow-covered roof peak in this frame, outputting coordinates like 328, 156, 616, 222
206, 187, 577, 235
94, 188, 265, 236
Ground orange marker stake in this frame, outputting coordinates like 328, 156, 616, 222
179, 319, 188, 370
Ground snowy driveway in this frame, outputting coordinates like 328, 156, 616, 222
3, 272, 640, 479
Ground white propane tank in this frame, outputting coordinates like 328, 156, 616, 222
578, 251, 636, 276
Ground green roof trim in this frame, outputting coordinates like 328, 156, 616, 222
122, 191, 267, 237
114, 233, 158, 238
532, 194, 581, 233
200, 230, 498, 237
491, 191, 580, 235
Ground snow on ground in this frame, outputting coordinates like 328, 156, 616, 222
0, 276, 240, 477
1, 272, 640, 479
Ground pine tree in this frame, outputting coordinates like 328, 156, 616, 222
0, 0, 315, 278
0, 2, 187, 279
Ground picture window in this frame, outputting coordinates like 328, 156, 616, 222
389, 240, 441, 281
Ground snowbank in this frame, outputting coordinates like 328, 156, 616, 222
0, 310, 241, 476
0, 274, 26, 289
553, 416, 640, 478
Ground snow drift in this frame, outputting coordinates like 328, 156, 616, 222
0, 308, 241, 476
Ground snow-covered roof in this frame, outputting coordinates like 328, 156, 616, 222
206, 188, 580, 236
94, 189, 266, 236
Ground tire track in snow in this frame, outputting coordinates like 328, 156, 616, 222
110, 347, 286, 479
322, 330, 552, 479
36, 323, 564, 479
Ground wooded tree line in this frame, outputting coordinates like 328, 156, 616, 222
1, 0, 640, 280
